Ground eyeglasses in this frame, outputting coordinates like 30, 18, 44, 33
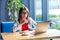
21, 12, 28, 15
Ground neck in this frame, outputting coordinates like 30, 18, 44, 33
19, 18, 26, 24
21, 18, 26, 21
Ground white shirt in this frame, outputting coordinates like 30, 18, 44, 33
13, 17, 37, 32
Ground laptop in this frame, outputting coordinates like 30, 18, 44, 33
20, 21, 50, 36
35, 21, 50, 34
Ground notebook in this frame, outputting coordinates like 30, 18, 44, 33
35, 21, 50, 34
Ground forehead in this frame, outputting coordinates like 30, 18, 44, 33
22, 10, 28, 13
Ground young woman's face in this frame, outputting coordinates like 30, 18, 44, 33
20, 10, 28, 19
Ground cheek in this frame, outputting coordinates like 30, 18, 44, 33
20, 14, 24, 18
25, 14, 28, 17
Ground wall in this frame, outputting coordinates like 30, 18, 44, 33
0, 0, 10, 22
0, 0, 1, 33
0, 0, 35, 22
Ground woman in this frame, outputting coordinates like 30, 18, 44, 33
13, 7, 37, 34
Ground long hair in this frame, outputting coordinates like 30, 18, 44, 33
18, 7, 30, 23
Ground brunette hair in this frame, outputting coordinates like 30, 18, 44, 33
18, 7, 30, 23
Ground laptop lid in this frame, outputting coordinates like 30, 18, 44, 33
35, 21, 50, 33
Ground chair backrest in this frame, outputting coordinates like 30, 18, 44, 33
1, 21, 14, 33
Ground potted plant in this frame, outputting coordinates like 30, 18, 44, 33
6, 0, 24, 21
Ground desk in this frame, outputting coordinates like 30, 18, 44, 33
1, 29, 60, 40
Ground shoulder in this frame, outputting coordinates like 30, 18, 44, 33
28, 17, 35, 22
28, 17, 33, 21
28, 17, 37, 25
14, 20, 19, 25
28, 17, 34, 22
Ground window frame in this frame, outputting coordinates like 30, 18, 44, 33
34, 0, 48, 22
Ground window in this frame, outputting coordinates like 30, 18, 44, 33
48, 0, 60, 30
48, 0, 60, 19
34, 0, 42, 22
